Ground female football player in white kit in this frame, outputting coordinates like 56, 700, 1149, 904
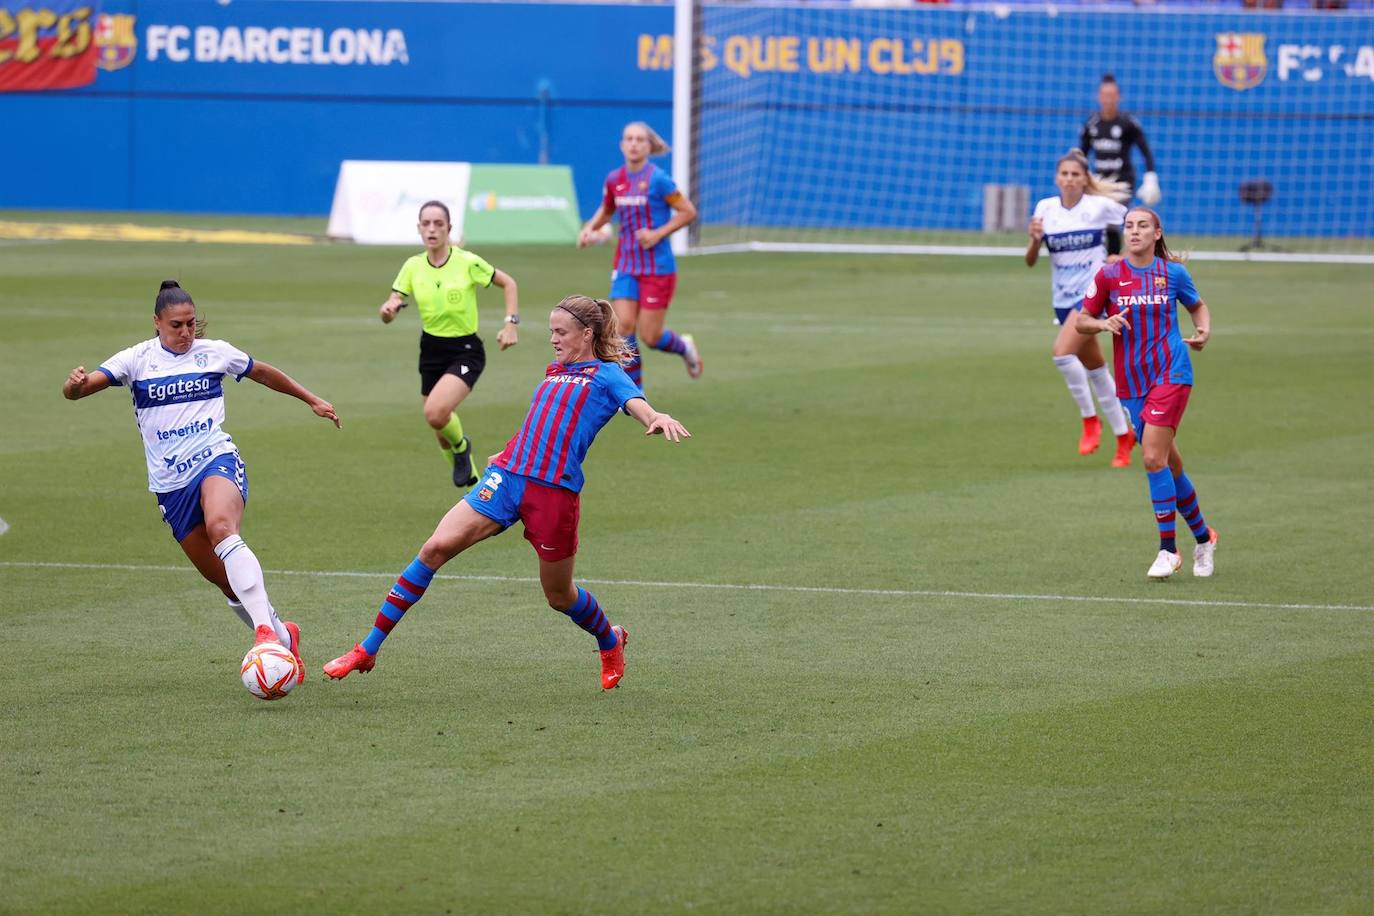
63, 280, 340, 679
1025, 149, 1136, 468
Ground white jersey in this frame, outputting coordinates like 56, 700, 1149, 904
1032, 194, 1127, 312
97, 338, 253, 493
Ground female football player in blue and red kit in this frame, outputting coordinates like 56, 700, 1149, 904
1077, 209, 1217, 579
577, 121, 702, 388
324, 295, 691, 689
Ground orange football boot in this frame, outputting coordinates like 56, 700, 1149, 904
1078, 415, 1102, 455
323, 645, 376, 680
599, 625, 628, 690
284, 621, 305, 685
1111, 428, 1136, 468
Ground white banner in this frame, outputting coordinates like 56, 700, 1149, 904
327, 160, 470, 245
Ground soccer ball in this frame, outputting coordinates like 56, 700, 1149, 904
240, 642, 301, 700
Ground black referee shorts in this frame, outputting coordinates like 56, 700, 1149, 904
418, 332, 486, 396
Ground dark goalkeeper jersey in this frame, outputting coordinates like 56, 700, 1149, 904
1079, 112, 1156, 190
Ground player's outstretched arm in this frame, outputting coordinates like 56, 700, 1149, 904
62, 365, 112, 400
246, 360, 341, 428
624, 397, 690, 443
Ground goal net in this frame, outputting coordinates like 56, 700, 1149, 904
673, 0, 1374, 262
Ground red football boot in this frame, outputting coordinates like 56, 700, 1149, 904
599, 625, 628, 690
1078, 415, 1102, 455
1111, 428, 1136, 468
323, 645, 376, 680
253, 624, 279, 646
284, 621, 305, 685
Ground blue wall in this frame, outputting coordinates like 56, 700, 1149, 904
3, 1, 1371, 238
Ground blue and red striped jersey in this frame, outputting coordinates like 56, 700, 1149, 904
493, 359, 644, 492
603, 164, 679, 277
1082, 258, 1202, 399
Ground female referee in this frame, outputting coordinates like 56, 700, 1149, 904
379, 200, 520, 488
1026, 149, 1136, 467
324, 295, 691, 690
577, 121, 702, 389
62, 280, 340, 672
1077, 208, 1218, 579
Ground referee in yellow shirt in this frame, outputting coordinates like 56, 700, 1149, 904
380, 200, 519, 487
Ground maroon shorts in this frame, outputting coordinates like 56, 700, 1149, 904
1126, 382, 1192, 440
637, 273, 677, 311
466, 468, 581, 562
517, 478, 581, 562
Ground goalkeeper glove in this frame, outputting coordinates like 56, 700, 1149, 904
1139, 171, 1162, 206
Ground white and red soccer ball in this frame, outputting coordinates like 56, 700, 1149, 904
240, 642, 301, 700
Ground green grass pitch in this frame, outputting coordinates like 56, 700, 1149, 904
1, 219, 1372, 913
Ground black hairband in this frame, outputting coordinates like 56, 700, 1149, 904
557, 304, 589, 327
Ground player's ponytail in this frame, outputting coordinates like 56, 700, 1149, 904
1055, 149, 1129, 203
1128, 207, 1188, 263
1057, 149, 1130, 203
154, 279, 207, 338
555, 295, 635, 366
625, 121, 670, 156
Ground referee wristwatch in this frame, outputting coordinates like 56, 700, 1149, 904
504, 314, 520, 325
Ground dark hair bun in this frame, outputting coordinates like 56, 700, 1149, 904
160, 279, 181, 291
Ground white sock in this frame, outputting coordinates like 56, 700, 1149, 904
1053, 355, 1096, 418
214, 535, 275, 633
228, 597, 289, 645
1086, 366, 1130, 436
270, 608, 291, 646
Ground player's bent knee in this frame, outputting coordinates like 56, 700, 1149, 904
423, 406, 449, 429
205, 518, 238, 545
545, 588, 578, 611
418, 540, 455, 569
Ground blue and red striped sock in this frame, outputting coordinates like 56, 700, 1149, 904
651, 328, 686, 355
559, 587, 618, 650
625, 334, 643, 388
1173, 471, 1210, 543
361, 556, 435, 655
1147, 468, 1177, 553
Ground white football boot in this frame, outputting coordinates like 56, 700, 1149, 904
1147, 549, 1183, 580
1193, 528, 1218, 578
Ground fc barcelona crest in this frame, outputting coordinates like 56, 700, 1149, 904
1214, 33, 1267, 91
95, 14, 138, 72
1154, 276, 1167, 288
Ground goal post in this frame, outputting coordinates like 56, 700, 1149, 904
674, 0, 1374, 263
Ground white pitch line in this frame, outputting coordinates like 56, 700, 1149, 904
1, 560, 1370, 613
